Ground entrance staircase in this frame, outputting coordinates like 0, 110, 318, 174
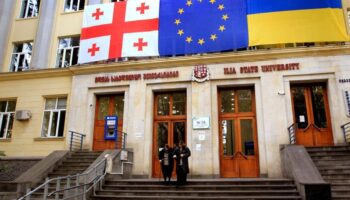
91, 177, 302, 200
26, 150, 102, 199
307, 145, 350, 200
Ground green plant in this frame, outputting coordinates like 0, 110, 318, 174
0, 151, 5, 156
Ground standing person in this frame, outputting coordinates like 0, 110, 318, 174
173, 141, 191, 186
158, 144, 174, 184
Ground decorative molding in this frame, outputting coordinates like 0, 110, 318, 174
0, 45, 350, 80
33, 137, 65, 142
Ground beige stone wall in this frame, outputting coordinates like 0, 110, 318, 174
69, 55, 350, 178
0, 76, 72, 156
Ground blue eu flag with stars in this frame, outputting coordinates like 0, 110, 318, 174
158, 0, 248, 56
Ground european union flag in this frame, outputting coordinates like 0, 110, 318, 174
158, 0, 248, 56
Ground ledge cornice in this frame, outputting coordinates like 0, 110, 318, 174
1, 45, 350, 81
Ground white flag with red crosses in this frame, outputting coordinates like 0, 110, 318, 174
78, 0, 160, 64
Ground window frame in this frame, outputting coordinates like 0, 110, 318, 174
56, 37, 80, 68
0, 100, 16, 139
41, 97, 67, 138
64, 0, 85, 12
347, 9, 350, 30
19, 0, 40, 18
10, 42, 33, 72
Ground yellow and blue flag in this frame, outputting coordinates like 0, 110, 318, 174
158, 0, 248, 56
247, 0, 349, 45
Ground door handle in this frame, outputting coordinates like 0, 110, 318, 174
302, 124, 312, 132
234, 151, 248, 160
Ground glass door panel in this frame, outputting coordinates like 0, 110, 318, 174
311, 86, 327, 128
240, 119, 254, 156
291, 87, 309, 129
173, 121, 185, 147
221, 119, 235, 156
157, 122, 169, 152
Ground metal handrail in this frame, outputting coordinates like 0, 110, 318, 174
287, 123, 297, 144
18, 155, 108, 200
341, 122, 350, 144
69, 131, 86, 151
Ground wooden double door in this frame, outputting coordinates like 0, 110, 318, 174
291, 84, 333, 146
152, 91, 186, 178
93, 94, 124, 151
218, 87, 259, 178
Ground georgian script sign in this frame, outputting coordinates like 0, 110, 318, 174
95, 71, 179, 83
224, 63, 300, 75
192, 65, 210, 83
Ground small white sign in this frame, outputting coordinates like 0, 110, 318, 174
120, 150, 128, 161
198, 134, 205, 141
299, 115, 305, 123
192, 117, 210, 129
196, 144, 202, 151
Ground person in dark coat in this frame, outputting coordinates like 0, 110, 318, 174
173, 141, 191, 186
158, 144, 174, 184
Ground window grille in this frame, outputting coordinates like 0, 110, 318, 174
20, 0, 40, 18
64, 0, 85, 12
10, 42, 33, 72
56, 37, 80, 68
0, 100, 16, 139
41, 98, 67, 138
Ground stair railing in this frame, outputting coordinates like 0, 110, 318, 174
341, 122, 350, 144
18, 155, 108, 200
115, 131, 127, 150
287, 123, 297, 144
69, 131, 86, 151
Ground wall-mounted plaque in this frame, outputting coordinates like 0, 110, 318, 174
192, 117, 210, 129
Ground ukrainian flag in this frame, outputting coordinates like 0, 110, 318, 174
247, 0, 349, 46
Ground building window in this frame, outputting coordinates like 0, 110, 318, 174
20, 0, 40, 18
65, 0, 85, 12
0, 100, 16, 139
10, 42, 33, 72
347, 9, 350, 28
56, 37, 80, 68
41, 98, 67, 138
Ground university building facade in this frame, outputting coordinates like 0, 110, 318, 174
1, 0, 350, 179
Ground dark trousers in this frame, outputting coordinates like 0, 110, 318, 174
162, 166, 172, 182
176, 166, 187, 185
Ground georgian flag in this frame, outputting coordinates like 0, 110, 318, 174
78, 0, 159, 64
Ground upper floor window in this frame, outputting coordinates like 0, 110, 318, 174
20, 0, 40, 18
347, 9, 350, 28
65, 0, 85, 12
56, 37, 80, 68
41, 97, 67, 138
10, 42, 33, 72
0, 100, 16, 139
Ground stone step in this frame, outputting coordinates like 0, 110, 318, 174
332, 195, 350, 200
321, 173, 350, 179
62, 158, 98, 162
331, 183, 350, 190
319, 168, 350, 174
104, 179, 295, 186
95, 189, 300, 197
324, 178, 350, 184
62, 160, 93, 164
52, 168, 87, 173
102, 184, 298, 191
312, 159, 350, 165
91, 194, 302, 200
306, 146, 350, 152
310, 154, 350, 160
52, 166, 88, 171
332, 188, 350, 196
308, 151, 350, 156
